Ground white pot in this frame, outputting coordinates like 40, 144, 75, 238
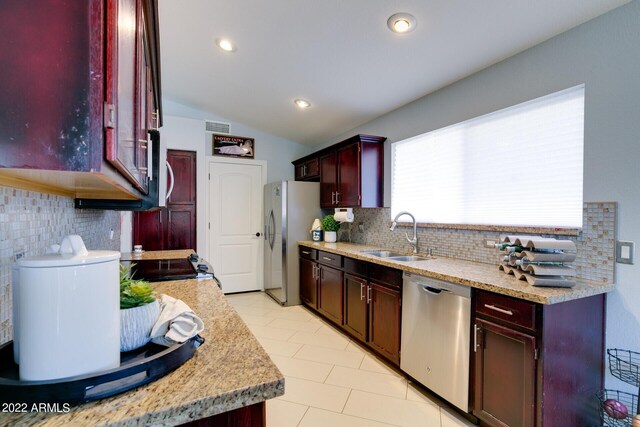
120, 300, 161, 352
324, 231, 337, 243
15, 235, 120, 381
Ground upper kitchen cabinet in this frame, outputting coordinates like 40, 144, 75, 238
293, 156, 319, 181
293, 134, 385, 208
0, 0, 162, 203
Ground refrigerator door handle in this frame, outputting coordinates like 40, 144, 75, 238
268, 209, 276, 250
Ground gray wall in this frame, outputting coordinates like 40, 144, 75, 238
327, 1, 640, 391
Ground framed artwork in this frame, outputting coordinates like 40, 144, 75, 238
212, 134, 255, 159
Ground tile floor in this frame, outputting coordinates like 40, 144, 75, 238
225, 291, 475, 427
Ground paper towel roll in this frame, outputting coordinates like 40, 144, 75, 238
334, 211, 354, 223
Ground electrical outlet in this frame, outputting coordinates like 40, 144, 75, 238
616, 241, 635, 265
485, 239, 497, 248
358, 223, 365, 233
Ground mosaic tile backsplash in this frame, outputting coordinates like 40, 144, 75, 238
0, 186, 121, 345
345, 202, 615, 284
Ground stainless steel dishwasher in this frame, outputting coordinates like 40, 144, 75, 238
400, 272, 471, 411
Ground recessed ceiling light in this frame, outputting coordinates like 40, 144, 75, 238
215, 38, 236, 52
294, 99, 311, 109
387, 13, 417, 34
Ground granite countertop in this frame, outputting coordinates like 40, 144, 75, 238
120, 249, 195, 261
299, 241, 614, 305
4, 270, 284, 425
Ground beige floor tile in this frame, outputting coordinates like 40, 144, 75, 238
343, 390, 441, 427
289, 330, 350, 350
278, 376, 351, 412
440, 407, 475, 427
294, 344, 364, 368
233, 304, 278, 317
315, 323, 347, 338
299, 407, 397, 427
237, 313, 278, 326
346, 341, 367, 354
269, 317, 323, 333
269, 308, 318, 322
266, 399, 308, 427
269, 354, 334, 383
359, 354, 401, 377
325, 366, 407, 399
246, 324, 297, 341
406, 384, 439, 405
256, 336, 304, 357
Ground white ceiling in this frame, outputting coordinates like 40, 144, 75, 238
158, 0, 629, 146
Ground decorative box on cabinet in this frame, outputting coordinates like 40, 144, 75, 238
473, 290, 605, 427
0, 0, 162, 207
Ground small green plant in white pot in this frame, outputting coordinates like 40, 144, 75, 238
119, 264, 160, 352
322, 215, 340, 243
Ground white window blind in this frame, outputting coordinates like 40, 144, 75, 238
391, 85, 584, 228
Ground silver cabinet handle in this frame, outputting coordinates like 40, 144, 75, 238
165, 160, 175, 201
331, 192, 335, 204
360, 283, 365, 301
302, 250, 311, 255
322, 256, 333, 261
311, 264, 316, 280
474, 324, 479, 352
484, 304, 513, 316
335, 191, 340, 204
366, 285, 371, 304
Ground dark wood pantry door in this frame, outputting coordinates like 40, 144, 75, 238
134, 150, 196, 251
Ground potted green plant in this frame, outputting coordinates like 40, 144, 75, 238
322, 214, 340, 243
119, 264, 160, 352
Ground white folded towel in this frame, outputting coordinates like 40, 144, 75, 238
150, 294, 205, 347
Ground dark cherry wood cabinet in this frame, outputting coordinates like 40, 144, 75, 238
299, 247, 402, 366
474, 318, 536, 427
368, 282, 402, 365
292, 134, 385, 208
0, 0, 162, 202
343, 274, 368, 342
134, 150, 196, 250
318, 265, 343, 325
299, 257, 318, 308
472, 290, 605, 427
293, 157, 319, 181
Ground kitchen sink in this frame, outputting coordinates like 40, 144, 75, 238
360, 250, 406, 258
388, 255, 432, 262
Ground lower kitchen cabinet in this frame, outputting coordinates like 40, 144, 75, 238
474, 318, 536, 427
343, 273, 368, 341
472, 290, 605, 427
317, 265, 343, 325
368, 282, 401, 364
299, 257, 318, 308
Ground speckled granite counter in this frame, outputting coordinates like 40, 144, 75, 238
121, 249, 195, 261
299, 241, 614, 305
2, 277, 284, 426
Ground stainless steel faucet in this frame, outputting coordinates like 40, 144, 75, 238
390, 211, 418, 253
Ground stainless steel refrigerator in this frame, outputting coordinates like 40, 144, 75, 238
264, 181, 320, 306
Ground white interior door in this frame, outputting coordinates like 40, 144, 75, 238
209, 159, 265, 293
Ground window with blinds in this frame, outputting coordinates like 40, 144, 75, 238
391, 85, 585, 228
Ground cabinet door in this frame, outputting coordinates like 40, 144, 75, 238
133, 208, 165, 251
294, 163, 306, 181
318, 265, 343, 325
319, 152, 338, 207
344, 274, 368, 341
304, 158, 319, 179
337, 143, 360, 207
473, 318, 536, 427
368, 282, 401, 364
299, 258, 318, 308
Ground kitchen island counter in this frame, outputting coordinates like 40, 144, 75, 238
3, 275, 284, 426
299, 241, 614, 304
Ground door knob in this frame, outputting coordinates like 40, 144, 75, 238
255, 232, 261, 237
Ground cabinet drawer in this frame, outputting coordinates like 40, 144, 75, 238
299, 247, 317, 260
318, 251, 342, 268
475, 291, 537, 331
368, 263, 402, 289
344, 257, 368, 277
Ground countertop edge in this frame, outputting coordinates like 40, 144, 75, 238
298, 241, 614, 305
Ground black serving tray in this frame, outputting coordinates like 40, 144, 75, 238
0, 335, 204, 406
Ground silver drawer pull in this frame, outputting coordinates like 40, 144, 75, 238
484, 304, 513, 316
302, 250, 311, 255
322, 256, 333, 261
